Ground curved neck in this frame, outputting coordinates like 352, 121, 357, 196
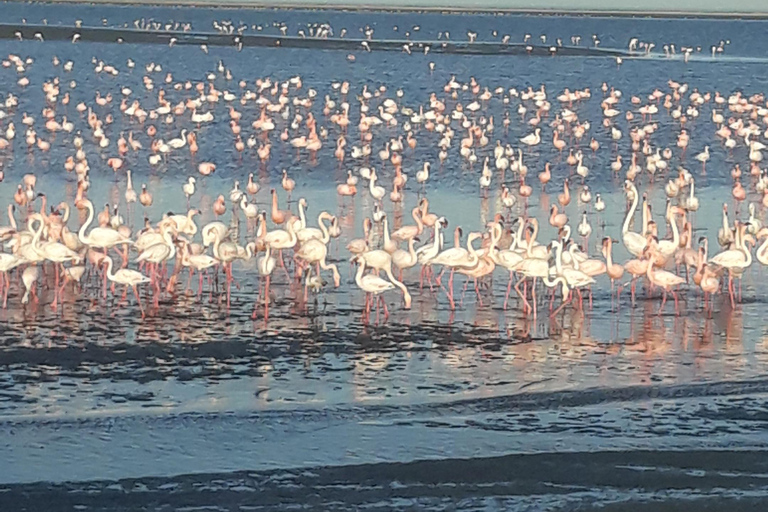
758, 236, 768, 258
514, 219, 525, 249
543, 274, 567, 295
527, 220, 539, 255
413, 207, 424, 232
383, 265, 410, 307
210, 229, 222, 259
104, 257, 116, 280
319, 213, 331, 244
256, 215, 267, 238
380, 215, 391, 244
297, 201, 307, 228
163, 228, 176, 259
7, 204, 16, 229
668, 211, 679, 245
78, 201, 95, 243
61, 203, 71, 223
271, 192, 279, 216
646, 256, 655, 279
407, 237, 417, 258
490, 224, 501, 254
623, 186, 639, 234
569, 244, 581, 270
286, 218, 297, 246
605, 241, 614, 267
741, 232, 753, 267
432, 222, 443, 250
354, 260, 366, 287
31, 216, 44, 248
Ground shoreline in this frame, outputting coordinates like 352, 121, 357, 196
7, 0, 768, 19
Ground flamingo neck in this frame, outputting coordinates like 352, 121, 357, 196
623, 186, 638, 235
432, 222, 443, 251
605, 242, 614, 268
668, 212, 679, 245
211, 230, 221, 260
554, 242, 563, 275
298, 201, 307, 228
407, 238, 417, 259
413, 207, 424, 233
354, 260, 366, 288
514, 219, 525, 250
104, 257, 116, 281
569, 244, 581, 271
758, 236, 768, 259
527, 221, 539, 255
78, 201, 95, 244
319, 213, 331, 244
286, 218, 297, 246
7, 204, 16, 230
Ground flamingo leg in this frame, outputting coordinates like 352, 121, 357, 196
103, 266, 109, 299
504, 273, 514, 310
264, 275, 270, 322
225, 263, 233, 308
728, 275, 735, 308
278, 250, 291, 280
515, 277, 530, 314
3, 273, 9, 308
435, 268, 445, 287
133, 285, 145, 317
551, 291, 571, 317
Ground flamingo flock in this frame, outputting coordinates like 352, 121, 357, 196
0, 27, 764, 326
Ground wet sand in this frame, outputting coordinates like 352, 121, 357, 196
3, 450, 768, 511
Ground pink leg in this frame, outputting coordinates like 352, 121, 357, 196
515, 277, 530, 313
264, 275, 270, 322
133, 285, 145, 317
504, 273, 514, 310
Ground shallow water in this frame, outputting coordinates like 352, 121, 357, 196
1, 4, 768, 511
